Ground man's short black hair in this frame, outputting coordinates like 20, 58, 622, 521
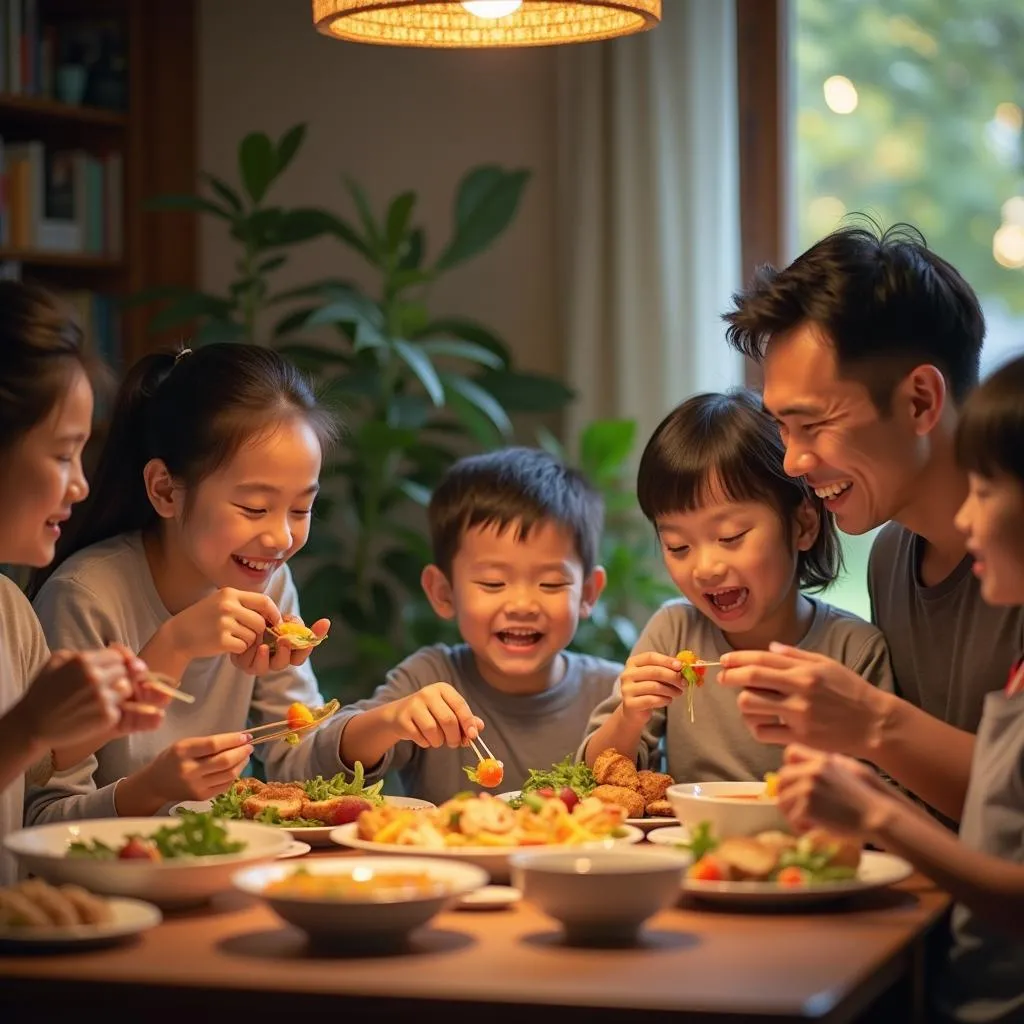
723, 220, 985, 408
428, 447, 604, 577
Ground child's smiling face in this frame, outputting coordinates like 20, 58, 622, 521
956, 470, 1024, 606
655, 484, 818, 648
422, 518, 605, 693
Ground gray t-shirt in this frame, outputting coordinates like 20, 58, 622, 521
0, 575, 50, 885
869, 523, 1024, 733
26, 533, 345, 823
581, 597, 894, 781
334, 643, 622, 807
935, 687, 1024, 1023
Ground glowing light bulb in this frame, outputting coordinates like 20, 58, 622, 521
462, 0, 523, 18
823, 75, 859, 115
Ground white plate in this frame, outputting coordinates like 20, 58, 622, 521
456, 885, 522, 910
174, 794, 435, 848
330, 822, 646, 883
646, 824, 692, 847
4, 818, 291, 909
498, 790, 675, 834
0, 896, 161, 950
686, 850, 913, 907
277, 840, 311, 860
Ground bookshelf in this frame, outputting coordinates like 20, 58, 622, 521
0, 0, 197, 375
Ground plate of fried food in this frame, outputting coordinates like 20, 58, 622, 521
175, 763, 434, 846
0, 878, 161, 949
500, 750, 679, 833
332, 791, 644, 882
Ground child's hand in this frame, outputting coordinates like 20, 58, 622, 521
384, 683, 485, 750
618, 651, 685, 725
167, 588, 282, 662
231, 616, 331, 676
136, 732, 254, 805
776, 743, 890, 837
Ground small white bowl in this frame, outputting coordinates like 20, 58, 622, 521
509, 848, 687, 945
4, 818, 290, 908
666, 781, 787, 838
232, 855, 487, 943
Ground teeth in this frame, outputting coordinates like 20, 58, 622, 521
814, 481, 852, 499
237, 556, 273, 571
707, 588, 747, 612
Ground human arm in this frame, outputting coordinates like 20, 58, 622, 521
777, 744, 1024, 936
718, 643, 975, 821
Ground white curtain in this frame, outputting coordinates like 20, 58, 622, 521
557, 0, 744, 446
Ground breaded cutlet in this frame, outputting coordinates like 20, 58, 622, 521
592, 784, 645, 818
593, 749, 640, 790
636, 770, 674, 803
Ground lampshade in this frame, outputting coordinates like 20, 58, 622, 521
311, 1, 662, 48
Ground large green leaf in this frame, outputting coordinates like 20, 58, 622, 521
275, 123, 307, 177
145, 193, 233, 220
275, 341, 353, 373
387, 394, 431, 431
272, 306, 318, 338
580, 419, 636, 479
397, 227, 425, 271
393, 340, 444, 406
267, 208, 342, 246
200, 172, 244, 214
239, 131, 277, 204
382, 547, 427, 591
413, 318, 510, 367
146, 292, 234, 334
343, 176, 382, 256
397, 479, 432, 507
417, 338, 504, 370
473, 370, 575, 413
384, 191, 416, 254
306, 292, 386, 349
257, 254, 287, 274
320, 369, 382, 404
436, 166, 530, 271
440, 373, 513, 438
268, 278, 361, 305
354, 421, 418, 458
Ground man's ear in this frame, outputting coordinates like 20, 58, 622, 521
578, 565, 607, 620
421, 564, 456, 620
793, 499, 820, 553
899, 364, 947, 437
143, 459, 180, 520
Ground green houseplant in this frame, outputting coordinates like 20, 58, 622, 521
133, 124, 575, 699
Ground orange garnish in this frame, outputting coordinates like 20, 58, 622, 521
286, 702, 315, 732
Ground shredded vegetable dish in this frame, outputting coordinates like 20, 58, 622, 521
356, 791, 627, 849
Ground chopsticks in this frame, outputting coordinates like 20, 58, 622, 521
142, 672, 196, 705
468, 735, 498, 763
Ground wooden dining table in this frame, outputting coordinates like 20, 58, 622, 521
0, 845, 950, 1024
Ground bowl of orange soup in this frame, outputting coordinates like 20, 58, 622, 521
232, 856, 487, 943
666, 781, 787, 839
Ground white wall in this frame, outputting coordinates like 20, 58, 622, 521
198, 0, 562, 379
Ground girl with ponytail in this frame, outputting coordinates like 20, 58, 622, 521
27, 343, 341, 822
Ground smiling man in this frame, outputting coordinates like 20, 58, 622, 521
714, 224, 1024, 822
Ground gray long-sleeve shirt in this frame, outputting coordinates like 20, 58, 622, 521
333, 643, 622, 806
26, 533, 345, 823
580, 597, 894, 781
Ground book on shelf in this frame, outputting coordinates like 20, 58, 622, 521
0, 1, 127, 110
0, 136, 122, 256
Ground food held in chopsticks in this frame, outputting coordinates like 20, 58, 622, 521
67, 812, 246, 861
682, 821, 861, 886
206, 762, 385, 828
676, 649, 709, 723
266, 868, 450, 901
463, 734, 503, 788
357, 791, 627, 849
265, 620, 326, 653
592, 748, 676, 818
251, 697, 340, 746
0, 880, 114, 928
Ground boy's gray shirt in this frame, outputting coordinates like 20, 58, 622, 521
935, 688, 1024, 1023
869, 523, 1024, 733
580, 597, 894, 781
26, 533, 345, 823
333, 643, 622, 807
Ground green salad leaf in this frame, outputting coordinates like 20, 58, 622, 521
68, 812, 245, 859
518, 754, 597, 799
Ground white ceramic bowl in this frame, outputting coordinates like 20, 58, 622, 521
330, 821, 646, 883
666, 781, 787, 838
232, 855, 488, 943
509, 848, 688, 945
4, 818, 291, 908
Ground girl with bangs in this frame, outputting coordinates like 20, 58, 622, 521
582, 389, 894, 783
774, 354, 1024, 1024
